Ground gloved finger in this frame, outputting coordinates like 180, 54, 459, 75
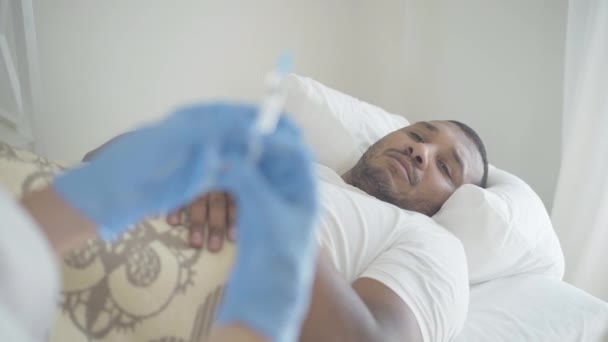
257, 133, 317, 211
166, 208, 184, 226
221, 150, 312, 211
218, 164, 282, 219
227, 194, 237, 241
171, 102, 257, 150
274, 114, 302, 138
114, 103, 253, 181
187, 195, 209, 248
217, 163, 317, 247
207, 192, 228, 253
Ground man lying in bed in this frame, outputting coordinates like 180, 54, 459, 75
85, 120, 488, 342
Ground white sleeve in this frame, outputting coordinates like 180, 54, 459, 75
0, 187, 60, 341
0, 305, 35, 342
360, 227, 469, 342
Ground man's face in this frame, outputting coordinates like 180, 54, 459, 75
346, 121, 484, 216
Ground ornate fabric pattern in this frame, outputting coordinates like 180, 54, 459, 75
0, 142, 233, 341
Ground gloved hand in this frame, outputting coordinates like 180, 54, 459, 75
214, 118, 319, 342
53, 103, 256, 241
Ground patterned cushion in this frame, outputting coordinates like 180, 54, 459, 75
0, 142, 233, 341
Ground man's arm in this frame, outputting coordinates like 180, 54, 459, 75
82, 132, 131, 162
21, 187, 97, 256
300, 249, 423, 342
208, 324, 266, 342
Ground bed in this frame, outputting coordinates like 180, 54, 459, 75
0, 75, 607, 341
457, 274, 608, 341
285, 74, 608, 342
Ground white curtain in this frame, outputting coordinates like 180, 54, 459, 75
0, 0, 40, 152
551, 0, 608, 301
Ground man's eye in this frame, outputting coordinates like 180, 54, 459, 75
410, 132, 423, 142
440, 162, 452, 179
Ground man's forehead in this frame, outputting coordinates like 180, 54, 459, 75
409, 120, 462, 139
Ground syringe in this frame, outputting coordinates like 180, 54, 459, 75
248, 52, 293, 162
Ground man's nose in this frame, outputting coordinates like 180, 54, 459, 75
407, 143, 430, 170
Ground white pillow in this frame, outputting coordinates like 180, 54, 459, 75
284, 78, 358, 174
454, 274, 608, 342
284, 73, 565, 285
284, 74, 409, 174
434, 167, 565, 284
285, 74, 410, 156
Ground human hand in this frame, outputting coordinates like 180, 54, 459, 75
166, 191, 236, 251
215, 117, 319, 342
53, 103, 257, 241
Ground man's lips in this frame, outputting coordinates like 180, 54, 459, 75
387, 151, 415, 185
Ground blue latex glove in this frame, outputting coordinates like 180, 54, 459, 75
53, 103, 256, 241
215, 118, 319, 342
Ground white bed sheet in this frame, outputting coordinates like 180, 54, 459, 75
455, 275, 608, 342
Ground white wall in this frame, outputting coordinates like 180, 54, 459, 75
351, 0, 567, 209
32, 0, 361, 161
31, 0, 567, 208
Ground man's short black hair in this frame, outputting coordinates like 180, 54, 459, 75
448, 120, 489, 188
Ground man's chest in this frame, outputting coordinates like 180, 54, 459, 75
316, 182, 406, 282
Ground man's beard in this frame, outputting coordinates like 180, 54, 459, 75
349, 147, 402, 207
348, 145, 437, 216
